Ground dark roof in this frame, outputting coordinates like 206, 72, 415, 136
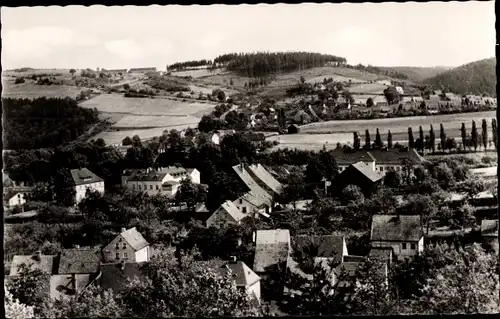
253, 229, 291, 273
343, 255, 366, 262
126, 166, 189, 182
58, 247, 102, 274
50, 274, 91, 299
70, 168, 103, 186
371, 215, 423, 242
10, 254, 57, 276
294, 235, 345, 264
350, 162, 384, 182
120, 227, 150, 251
369, 148, 424, 165
206, 260, 260, 287
330, 149, 376, 165
99, 262, 148, 293
481, 219, 498, 237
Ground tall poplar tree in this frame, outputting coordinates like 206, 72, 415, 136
365, 129, 371, 149
471, 120, 478, 152
440, 123, 446, 151
375, 128, 383, 148
429, 125, 436, 153
492, 118, 498, 150
408, 127, 415, 148
481, 119, 488, 151
461, 123, 467, 150
387, 130, 393, 148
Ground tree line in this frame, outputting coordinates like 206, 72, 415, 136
167, 59, 212, 71
3, 97, 100, 150
212, 52, 347, 77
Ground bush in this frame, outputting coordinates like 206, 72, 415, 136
14, 77, 25, 84
481, 156, 495, 165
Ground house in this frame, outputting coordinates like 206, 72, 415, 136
370, 215, 424, 261
122, 166, 200, 197
128, 67, 157, 73
57, 246, 102, 275
102, 227, 151, 263
232, 164, 274, 215
253, 229, 291, 277
207, 259, 261, 302
70, 168, 105, 204
377, 80, 392, 86
9, 252, 57, 276
368, 247, 394, 267
206, 200, 248, 228
3, 191, 28, 208
334, 162, 384, 196
394, 86, 404, 95
211, 129, 236, 145
293, 110, 311, 124
294, 235, 348, 265
481, 219, 498, 254
99, 261, 148, 294
246, 163, 283, 196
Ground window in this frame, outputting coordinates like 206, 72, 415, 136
239, 198, 243, 204
242, 207, 247, 213
115, 253, 120, 260
156, 185, 159, 190
402, 243, 407, 250
380, 166, 384, 172
411, 243, 416, 250
132, 184, 136, 190
123, 243, 127, 249
150, 185, 153, 190
115, 243, 119, 249
123, 252, 128, 259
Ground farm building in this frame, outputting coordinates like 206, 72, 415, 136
206, 200, 248, 229
288, 124, 300, 134
128, 67, 157, 73
334, 162, 384, 197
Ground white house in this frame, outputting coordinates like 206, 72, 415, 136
122, 166, 200, 197
102, 227, 150, 263
206, 200, 248, 228
70, 168, 105, 204
211, 129, 236, 145
395, 86, 404, 95
370, 215, 424, 261
3, 191, 27, 208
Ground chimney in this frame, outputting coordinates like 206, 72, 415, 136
120, 227, 126, 233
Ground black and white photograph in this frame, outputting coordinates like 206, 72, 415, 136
2, 2, 498, 317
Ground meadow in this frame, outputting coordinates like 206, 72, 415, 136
2, 78, 86, 99
348, 82, 388, 94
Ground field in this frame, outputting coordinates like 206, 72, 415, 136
268, 111, 496, 150
79, 93, 217, 145
348, 83, 388, 94
2, 78, 87, 99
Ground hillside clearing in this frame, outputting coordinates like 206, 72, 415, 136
2, 81, 87, 99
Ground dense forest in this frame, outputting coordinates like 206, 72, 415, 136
423, 58, 496, 96
211, 52, 347, 77
3, 97, 100, 150
347, 64, 411, 80
376, 66, 451, 83
167, 59, 212, 71
146, 74, 191, 92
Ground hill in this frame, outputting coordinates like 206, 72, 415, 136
423, 58, 496, 96
376, 66, 451, 82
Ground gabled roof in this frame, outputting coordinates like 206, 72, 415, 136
371, 215, 423, 242
120, 227, 149, 251
350, 162, 384, 182
3, 191, 25, 202
10, 254, 57, 276
216, 200, 247, 223
369, 148, 424, 165
294, 235, 346, 265
246, 164, 283, 195
50, 274, 91, 300
481, 219, 498, 237
70, 168, 103, 186
58, 247, 101, 274
330, 149, 375, 165
99, 262, 148, 293
232, 164, 273, 207
253, 229, 291, 273
207, 260, 260, 287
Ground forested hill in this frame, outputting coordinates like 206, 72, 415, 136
375, 66, 451, 82
423, 58, 496, 96
211, 52, 347, 77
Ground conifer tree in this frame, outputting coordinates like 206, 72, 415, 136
365, 130, 371, 149
492, 118, 497, 150
461, 123, 467, 150
440, 123, 446, 151
481, 119, 488, 151
375, 128, 383, 148
408, 127, 415, 148
429, 125, 436, 153
387, 130, 393, 148
471, 120, 478, 152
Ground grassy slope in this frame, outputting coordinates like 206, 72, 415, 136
423, 58, 496, 96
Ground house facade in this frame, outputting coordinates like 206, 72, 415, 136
102, 227, 150, 263
122, 166, 200, 197
370, 215, 424, 261
211, 129, 235, 145
4, 192, 27, 208
206, 200, 248, 228
70, 168, 105, 204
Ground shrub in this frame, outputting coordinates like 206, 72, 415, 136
14, 77, 25, 84
481, 156, 495, 165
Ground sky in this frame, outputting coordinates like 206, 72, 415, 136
1, 2, 496, 70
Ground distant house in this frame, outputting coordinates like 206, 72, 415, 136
99, 262, 148, 294
211, 129, 236, 145
377, 80, 392, 86
102, 227, 151, 263
70, 168, 105, 204
370, 215, 424, 261
294, 235, 348, 265
10, 252, 57, 276
253, 229, 291, 278
207, 259, 261, 302
206, 200, 248, 228
121, 166, 200, 197
288, 124, 300, 134
128, 67, 157, 73
3, 191, 28, 208
104, 69, 128, 74
334, 161, 384, 197
481, 219, 498, 254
